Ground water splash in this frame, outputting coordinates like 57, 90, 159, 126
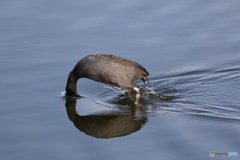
103, 82, 169, 103
103, 85, 127, 94
61, 91, 66, 96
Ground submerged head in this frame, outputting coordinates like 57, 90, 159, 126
65, 71, 80, 98
65, 87, 80, 98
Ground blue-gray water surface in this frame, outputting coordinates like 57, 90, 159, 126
0, 1, 240, 160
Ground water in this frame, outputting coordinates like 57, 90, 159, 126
1, 0, 240, 160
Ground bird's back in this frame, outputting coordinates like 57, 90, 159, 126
73, 54, 149, 88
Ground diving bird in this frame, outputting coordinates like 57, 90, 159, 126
65, 54, 149, 98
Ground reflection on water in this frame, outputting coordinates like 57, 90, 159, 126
65, 98, 147, 139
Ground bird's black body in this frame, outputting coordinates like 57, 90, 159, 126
65, 54, 149, 97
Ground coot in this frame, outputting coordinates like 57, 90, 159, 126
65, 54, 149, 97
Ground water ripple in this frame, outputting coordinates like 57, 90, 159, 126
75, 62, 240, 123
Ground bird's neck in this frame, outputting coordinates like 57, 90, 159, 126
65, 71, 80, 97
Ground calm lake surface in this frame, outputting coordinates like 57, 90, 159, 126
1, 1, 240, 160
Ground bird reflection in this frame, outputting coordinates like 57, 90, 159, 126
65, 98, 147, 139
